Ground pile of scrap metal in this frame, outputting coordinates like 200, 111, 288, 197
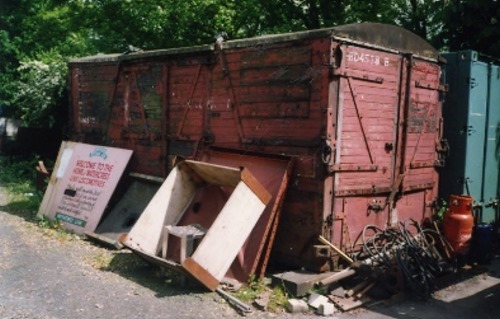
314, 220, 456, 312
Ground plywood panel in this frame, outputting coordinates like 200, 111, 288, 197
184, 182, 266, 288
123, 166, 198, 255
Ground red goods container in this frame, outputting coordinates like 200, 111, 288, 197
443, 195, 474, 255
68, 23, 445, 271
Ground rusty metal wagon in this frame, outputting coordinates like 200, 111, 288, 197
68, 23, 445, 273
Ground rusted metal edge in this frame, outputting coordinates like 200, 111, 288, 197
85, 231, 124, 249
409, 161, 436, 169
330, 164, 378, 173
123, 242, 182, 271
329, 293, 372, 312
415, 80, 446, 91
69, 23, 439, 65
128, 172, 165, 183
206, 146, 293, 161
334, 70, 384, 84
241, 168, 272, 205
242, 137, 322, 147
255, 157, 295, 278
182, 257, 219, 291
334, 182, 434, 196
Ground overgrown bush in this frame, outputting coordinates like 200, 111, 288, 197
10, 53, 67, 128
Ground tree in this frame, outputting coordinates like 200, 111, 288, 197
0, 0, 93, 126
10, 54, 68, 128
392, 0, 446, 48
1, 0, 499, 130
441, 0, 500, 57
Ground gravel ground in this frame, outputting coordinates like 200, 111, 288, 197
1, 186, 500, 319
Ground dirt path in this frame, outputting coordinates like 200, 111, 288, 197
0, 211, 241, 319
1, 185, 500, 319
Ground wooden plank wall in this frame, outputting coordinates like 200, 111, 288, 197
70, 35, 442, 271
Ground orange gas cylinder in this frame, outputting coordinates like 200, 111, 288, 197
443, 195, 474, 255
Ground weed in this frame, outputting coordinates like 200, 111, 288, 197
434, 198, 448, 224
37, 214, 61, 229
0, 155, 43, 221
90, 251, 114, 270
104, 251, 148, 272
267, 285, 289, 312
0, 155, 82, 243
235, 275, 289, 312
0, 155, 39, 185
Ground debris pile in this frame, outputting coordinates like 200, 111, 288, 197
284, 220, 456, 314
351, 221, 455, 297
35, 141, 458, 315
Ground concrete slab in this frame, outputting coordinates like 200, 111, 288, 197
272, 270, 335, 296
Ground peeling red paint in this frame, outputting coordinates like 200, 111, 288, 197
68, 24, 443, 271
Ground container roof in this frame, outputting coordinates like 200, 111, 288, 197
70, 23, 439, 64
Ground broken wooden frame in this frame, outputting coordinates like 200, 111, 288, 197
123, 160, 272, 290
197, 147, 294, 282
85, 173, 164, 249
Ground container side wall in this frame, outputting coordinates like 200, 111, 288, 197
68, 28, 442, 271
440, 52, 478, 200
482, 63, 500, 223
106, 63, 167, 175
71, 63, 119, 143
440, 51, 496, 223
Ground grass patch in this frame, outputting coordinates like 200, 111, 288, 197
100, 251, 148, 272
235, 276, 289, 312
0, 155, 44, 221
89, 251, 115, 270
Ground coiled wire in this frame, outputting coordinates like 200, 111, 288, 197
351, 219, 455, 297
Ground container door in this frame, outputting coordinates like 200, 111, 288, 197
331, 44, 401, 196
465, 57, 489, 209
331, 43, 404, 245
482, 62, 500, 223
331, 44, 443, 249
440, 51, 488, 208
398, 58, 443, 223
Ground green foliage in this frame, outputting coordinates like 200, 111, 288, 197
0, 155, 39, 185
0, 0, 499, 134
435, 199, 448, 224
440, 0, 500, 56
2, 192, 42, 220
0, 155, 42, 220
10, 54, 68, 128
235, 276, 289, 312
37, 214, 62, 229
391, 0, 446, 47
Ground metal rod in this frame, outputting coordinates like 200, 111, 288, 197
318, 235, 354, 264
216, 288, 253, 314
318, 268, 357, 286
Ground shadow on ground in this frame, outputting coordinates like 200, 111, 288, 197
367, 254, 500, 319
0, 190, 42, 223
96, 249, 208, 298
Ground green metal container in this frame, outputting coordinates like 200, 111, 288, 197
440, 51, 500, 224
